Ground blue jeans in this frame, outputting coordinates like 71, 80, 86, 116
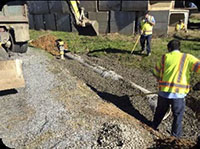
140, 34, 152, 54
152, 96, 185, 138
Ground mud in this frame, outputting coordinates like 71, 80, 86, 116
31, 35, 200, 147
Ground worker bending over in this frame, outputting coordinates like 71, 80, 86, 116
152, 39, 200, 138
140, 11, 156, 56
175, 20, 187, 33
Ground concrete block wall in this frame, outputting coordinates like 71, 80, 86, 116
27, 1, 71, 31
27, 0, 187, 36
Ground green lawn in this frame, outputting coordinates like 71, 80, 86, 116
29, 29, 200, 72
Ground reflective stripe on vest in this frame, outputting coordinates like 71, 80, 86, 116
177, 54, 187, 83
193, 61, 200, 72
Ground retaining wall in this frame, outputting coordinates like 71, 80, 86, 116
27, 0, 187, 36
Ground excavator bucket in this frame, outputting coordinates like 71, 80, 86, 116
74, 20, 99, 36
0, 59, 25, 91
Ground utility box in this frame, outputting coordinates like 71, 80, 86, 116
0, 1, 29, 53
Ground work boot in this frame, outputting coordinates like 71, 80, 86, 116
147, 52, 151, 56
140, 49, 145, 54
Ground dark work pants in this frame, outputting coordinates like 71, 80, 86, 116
140, 34, 152, 54
152, 96, 185, 138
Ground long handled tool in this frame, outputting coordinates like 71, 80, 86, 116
131, 35, 140, 54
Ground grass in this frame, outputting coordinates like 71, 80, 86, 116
29, 29, 200, 72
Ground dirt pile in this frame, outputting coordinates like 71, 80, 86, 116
30, 34, 68, 56
153, 137, 196, 149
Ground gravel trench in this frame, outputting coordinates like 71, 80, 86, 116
0, 48, 158, 148
61, 52, 200, 140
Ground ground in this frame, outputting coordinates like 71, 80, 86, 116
0, 31, 199, 148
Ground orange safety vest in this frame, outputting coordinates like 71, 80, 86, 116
153, 51, 200, 94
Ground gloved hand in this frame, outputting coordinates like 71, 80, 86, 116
193, 82, 200, 91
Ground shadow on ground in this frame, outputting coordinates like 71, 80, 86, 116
0, 89, 18, 96
87, 48, 147, 57
87, 84, 152, 127
173, 34, 200, 42
0, 139, 10, 149
188, 22, 200, 30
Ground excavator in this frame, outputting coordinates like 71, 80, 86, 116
67, 0, 99, 36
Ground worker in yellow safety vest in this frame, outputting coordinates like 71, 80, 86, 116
139, 11, 156, 56
152, 39, 200, 138
175, 20, 187, 33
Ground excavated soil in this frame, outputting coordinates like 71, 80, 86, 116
27, 35, 200, 148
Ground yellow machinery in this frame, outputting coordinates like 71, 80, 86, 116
68, 0, 99, 36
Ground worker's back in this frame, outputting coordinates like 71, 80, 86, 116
160, 51, 199, 94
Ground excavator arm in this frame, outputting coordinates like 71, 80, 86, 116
67, 0, 99, 36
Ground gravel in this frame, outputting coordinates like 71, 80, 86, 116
0, 47, 156, 148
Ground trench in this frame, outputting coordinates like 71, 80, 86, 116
58, 52, 200, 140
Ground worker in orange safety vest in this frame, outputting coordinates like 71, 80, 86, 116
152, 39, 200, 138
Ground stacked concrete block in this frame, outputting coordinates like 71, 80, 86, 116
122, 1, 148, 11
48, 1, 70, 14
110, 11, 136, 35
88, 11, 109, 34
80, 1, 97, 12
55, 13, 71, 32
44, 14, 56, 31
28, 14, 34, 29
99, 0, 121, 11
34, 15, 45, 30
27, 1, 49, 15
26, 0, 187, 36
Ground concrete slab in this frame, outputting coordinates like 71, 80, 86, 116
99, 1, 121, 11
27, 1, 49, 15
80, 1, 97, 12
149, 1, 174, 10
55, 13, 71, 32
44, 14, 56, 31
48, 1, 70, 14
122, 1, 148, 11
28, 14, 35, 29
110, 11, 136, 35
88, 11, 109, 34
34, 15, 45, 30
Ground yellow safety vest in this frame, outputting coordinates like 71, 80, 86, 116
175, 23, 185, 31
153, 51, 200, 94
141, 17, 153, 35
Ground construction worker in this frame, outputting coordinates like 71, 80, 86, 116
175, 20, 187, 33
140, 11, 156, 56
152, 39, 200, 138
